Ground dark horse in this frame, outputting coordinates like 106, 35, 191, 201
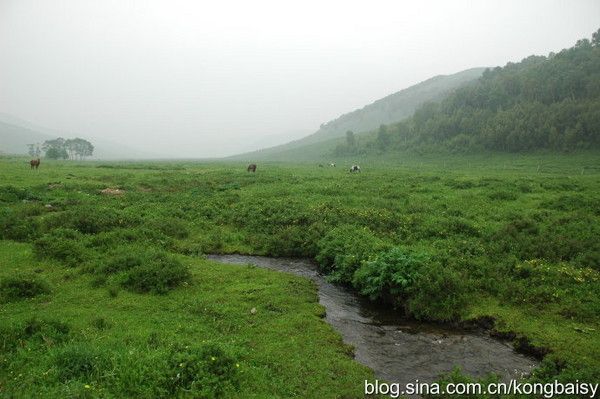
30, 159, 41, 170
247, 164, 257, 173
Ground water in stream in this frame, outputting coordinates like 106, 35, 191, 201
207, 254, 538, 385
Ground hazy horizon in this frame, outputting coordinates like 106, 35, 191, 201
1, 0, 599, 158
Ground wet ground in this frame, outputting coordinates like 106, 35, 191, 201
207, 254, 538, 384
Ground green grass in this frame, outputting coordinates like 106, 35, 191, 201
0, 152, 599, 397
0, 241, 371, 397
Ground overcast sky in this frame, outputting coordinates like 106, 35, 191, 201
1, 0, 599, 157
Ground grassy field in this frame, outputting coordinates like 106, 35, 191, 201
0, 152, 599, 397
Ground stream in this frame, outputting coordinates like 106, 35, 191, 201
207, 254, 538, 385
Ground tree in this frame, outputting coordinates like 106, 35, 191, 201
42, 137, 94, 160
592, 28, 600, 47
65, 138, 94, 160
376, 124, 390, 150
45, 147, 68, 159
27, 143, 41, 157
346, 130, 356, 147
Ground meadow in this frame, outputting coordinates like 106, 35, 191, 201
0, 152, 599, 397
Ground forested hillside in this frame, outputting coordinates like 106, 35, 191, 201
230, 68, 484, 160
340, 30, 600, 155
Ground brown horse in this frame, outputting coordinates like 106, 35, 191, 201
30, 159, 41, 170
247, 164, 257, 173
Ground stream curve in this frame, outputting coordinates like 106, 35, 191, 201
207, 254, 538, 385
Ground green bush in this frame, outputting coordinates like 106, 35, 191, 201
145, 217, 189, 239
353, 247, 425, 302
88, 228, 174, 251
316, 225, 386, 284
44, 206, 140, 234
353, 247, 469, 321
407, 262, 470, 321
33, 228, 89, 267
165, 343, 239, 397
266, 223, 326, 258
0, 208, 39, 241
0, 274, 51, 302
0, 318, 70, 352
94, 245, 149, 275
54, 343, 110, 382
0, 186, 41, 203
103, 249, 192, 294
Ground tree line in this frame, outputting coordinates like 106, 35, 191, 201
27, 137, 94, 160
335, 28, 600, 155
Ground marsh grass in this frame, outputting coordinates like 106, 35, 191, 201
0, 153, 599, 396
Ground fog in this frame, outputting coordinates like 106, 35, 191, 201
1, 0, 598, 158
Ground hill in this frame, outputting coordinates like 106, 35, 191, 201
230, 67, 486, 160
335, 30, 600, 156
0, 114, 155, 159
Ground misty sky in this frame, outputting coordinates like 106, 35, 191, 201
1, 0, 599, 158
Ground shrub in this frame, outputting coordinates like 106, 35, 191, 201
266, 223, 326, 258
0, 318, 70, 352
91, 317, 112, 330
99, 249, 192, 294
121, 258, 190, 294
165, 343, 239, 397
0, 208, 39, 241
145, 217, 189, 239
0, 274, 51, 302
316, 225, 386, 284
352, 247, 426, 302
94, 246, 148, 275
54, 343, 110, 382
488, 190, 518, 201
406, 262, 470, 321
44, 206, 140, 234
33, 228, 89, 267
0, 186, 41, 203
88, 227, 174, 251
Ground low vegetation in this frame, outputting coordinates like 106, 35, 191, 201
0, 152, 598, 396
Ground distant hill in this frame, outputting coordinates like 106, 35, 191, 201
341, 30, 600, 155
0, 119, 56, 157
0, 114, 155, 159
230, 67, 486, 160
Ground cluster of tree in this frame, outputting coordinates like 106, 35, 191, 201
333, 131, 366, 156
28, 138, 94, 160
353, 29, 600, 154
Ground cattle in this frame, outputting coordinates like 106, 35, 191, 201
318, 164, 324, 167
350, 165, 361, 173
329, 163, 336, 167
30, 159, 41, 170
247, 163, 257, 172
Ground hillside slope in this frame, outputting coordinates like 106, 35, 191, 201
231, 67, 486, 160
343, 30, 600, 155
0, 114, 155, 159
0, 120, 53, 155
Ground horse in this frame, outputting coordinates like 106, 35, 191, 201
329, 163, 336, 167
30, 159, 41, 170
247, 164, 257, 173
350, 165, 361, 173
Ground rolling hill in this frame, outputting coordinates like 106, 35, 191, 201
230, 67, 486, 160
0, 114, 155, 159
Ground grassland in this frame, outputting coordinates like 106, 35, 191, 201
0, 152, 599, 397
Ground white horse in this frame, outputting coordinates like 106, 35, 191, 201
350, 165, 361, 173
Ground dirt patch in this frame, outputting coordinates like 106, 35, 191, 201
100, 188, 125, 196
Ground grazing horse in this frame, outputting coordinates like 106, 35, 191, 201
247, 163, 257, 173
30, 159, 41, 170
350, 164, 361, 173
